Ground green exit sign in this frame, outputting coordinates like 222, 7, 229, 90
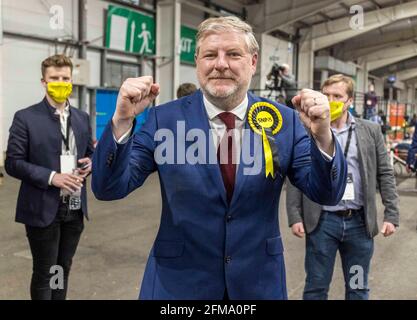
106, 5, 156, 55
106, 5, 198, 64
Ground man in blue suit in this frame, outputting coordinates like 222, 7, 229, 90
407, 123, 417, 172
92, 16, 347, 300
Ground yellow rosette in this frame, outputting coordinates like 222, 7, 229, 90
248, 102, 283, 178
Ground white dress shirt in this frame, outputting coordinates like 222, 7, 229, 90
203, 94, 248, 165
48, 103, 78, 185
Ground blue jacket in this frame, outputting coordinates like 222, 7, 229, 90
92, 90, 347, 300
407, 123, 417, 166
5, 98, 94, 227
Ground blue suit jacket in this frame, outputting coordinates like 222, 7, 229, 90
407, 123, 417, 166
92, 90, 347, 300
5, 98, 94, 227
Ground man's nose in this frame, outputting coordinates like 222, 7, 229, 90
214, 53, 229, 71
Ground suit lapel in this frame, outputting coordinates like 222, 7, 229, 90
183, 90, 228, 206
354, 119, 368, 188
42, 98, 84, 158
355, 120, 368, 169
69, 107, 83, 159
41, 98, 63, 153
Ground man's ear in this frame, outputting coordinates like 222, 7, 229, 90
251, 53, 258, 74
343, 97, 354, 111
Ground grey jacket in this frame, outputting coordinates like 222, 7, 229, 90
280, 74, 298, 98
286, 118, 399, 238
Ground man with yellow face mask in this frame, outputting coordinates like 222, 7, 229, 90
286, 74, 399, 300
5, 54, 94, 300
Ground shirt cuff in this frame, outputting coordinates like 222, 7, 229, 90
113, 126, 133, 144
313, 131, 336, 161
48, 171, 57, 186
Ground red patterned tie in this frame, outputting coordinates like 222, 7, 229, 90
217, 112, 236, 204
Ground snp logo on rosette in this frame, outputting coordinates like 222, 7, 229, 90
248, 102, 283, 179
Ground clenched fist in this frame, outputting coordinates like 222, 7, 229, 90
381, 222, 396, 237
292, 89, 334, 155
113, 76, 160, 139
291, 222, 305, 238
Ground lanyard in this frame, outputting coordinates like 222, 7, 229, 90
344, 125, 353, 158
61, 113, 71, 153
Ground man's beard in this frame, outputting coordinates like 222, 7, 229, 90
202, 74, 251, 104
204, 80, 239, 99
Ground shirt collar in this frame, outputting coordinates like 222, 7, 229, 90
45, 97, 70, 110
347, 111, 355, 125
203, 94, 248, 121
53, 102, 70, 116
332, 112, 355, 134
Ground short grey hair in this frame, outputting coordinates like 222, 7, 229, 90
196, 16, 259, 56
281, 63, 290, 71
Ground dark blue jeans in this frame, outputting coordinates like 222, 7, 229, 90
303, 210, 374, 300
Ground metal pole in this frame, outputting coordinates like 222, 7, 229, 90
79, 0, 88, 112
101, 49, 108, 87
89, 89, 97, 141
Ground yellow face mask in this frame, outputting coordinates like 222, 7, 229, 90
329, 101, 345, 122
46, 82, 73, 103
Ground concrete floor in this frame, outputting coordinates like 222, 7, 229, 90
1, 169, 417, 300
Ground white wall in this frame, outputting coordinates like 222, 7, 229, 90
180, 64, 198, 88
86, 50, 101, 87
1, 38, 51, 157
181, 4, 203, 29
178, 4, 202, 88
3, 0, 78, 40
87, 0, 108, 46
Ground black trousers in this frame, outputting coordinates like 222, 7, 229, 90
25, 203, 84, 300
